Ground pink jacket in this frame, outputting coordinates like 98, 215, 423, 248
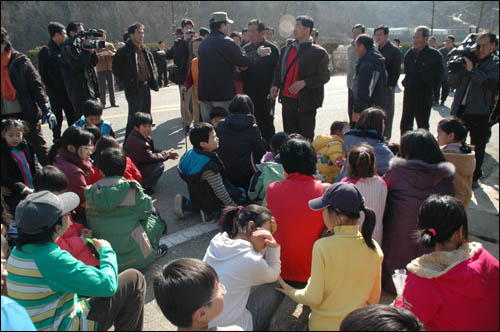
400, 242, 499, 331
55, 218, 99, 267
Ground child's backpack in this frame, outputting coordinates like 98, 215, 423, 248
248, 157, 285, 205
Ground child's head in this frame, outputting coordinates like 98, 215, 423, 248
269, 132, 289, 154
209, 107, 229, 128
33, 165, 68, 194
48, 126, 95, 164
280, 138, 317, 176
189, 122, 218, 151
417, 194, 468, 249
347, 143, 377, 179
97, 148, 127, 177
132, 112, 154, 138
356, 107, 386, 136
228, 94, 255, 115
192, 37, 203, 58
82, 100, 104, 126
401, 129, 445, 164
94, 136, 121, 165
437, 117, 471, 153
222, 204, 274, 252
309, 182, 377, 251
330, 121, 349, 137
1, 119, 27, 148
153, 258, 224, 329
340, 304, 425, 331
82, 124, 102, 145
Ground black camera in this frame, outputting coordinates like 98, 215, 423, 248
448, 33, 479, 73
73, 29, 106, 49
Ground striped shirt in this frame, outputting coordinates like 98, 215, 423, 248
6, 242, 118, 331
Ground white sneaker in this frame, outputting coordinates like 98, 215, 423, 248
174, 194, 185, 219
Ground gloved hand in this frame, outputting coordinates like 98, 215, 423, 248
41, 102, 57, 130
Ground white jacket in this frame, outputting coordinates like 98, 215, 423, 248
203, 232, 281, 331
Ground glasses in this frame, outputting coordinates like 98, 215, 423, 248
202, 283, 227, 307
81, 144, 95, 151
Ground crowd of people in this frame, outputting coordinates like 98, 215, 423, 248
1, 9, 499, 332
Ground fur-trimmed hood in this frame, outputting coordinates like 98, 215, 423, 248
388, 157, 455, 190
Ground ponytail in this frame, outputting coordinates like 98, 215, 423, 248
460, 141, 472, 154
439, 117, 472, 154
222, 206, 241, 239
361, 206, 376, 251
222, 204, 273, 239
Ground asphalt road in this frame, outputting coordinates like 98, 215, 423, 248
41, 75, 499, 331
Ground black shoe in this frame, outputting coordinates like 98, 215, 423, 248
472, 180, 480, 189
111, 104, 119, 108
184, 126, 191, 134
440, 101, 445, 106
144, 187, 155, 195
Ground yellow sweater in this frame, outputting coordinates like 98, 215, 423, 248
288, 225, 384, 331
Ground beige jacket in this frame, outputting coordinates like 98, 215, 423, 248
96, 42, 116, 72
443, 144, 475, 209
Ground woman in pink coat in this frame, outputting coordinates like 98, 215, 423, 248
398, 195, 499, 331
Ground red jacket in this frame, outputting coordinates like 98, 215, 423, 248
54, 217, 99, 267
400, 242, 499, 331
87, 157, 143, 185
267, 173, 326, 282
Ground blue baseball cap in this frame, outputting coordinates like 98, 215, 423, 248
309, 182, 365, 213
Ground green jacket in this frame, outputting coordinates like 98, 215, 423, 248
85, 176, 165, 271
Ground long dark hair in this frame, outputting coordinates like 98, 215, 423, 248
222, 204, 273, 239
347, 143, 377, 178
438, 117, 472, 154
16, 217, 63, 252
48, 127, 94, 164
228, 94, 255, 115
327, 205, 377, 251
401, 129, 445, 164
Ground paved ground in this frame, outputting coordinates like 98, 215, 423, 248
42, 75, 499, 331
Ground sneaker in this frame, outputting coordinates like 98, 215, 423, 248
156, 244, 168, 258
144, 187, 155, 195
174, 194, 185, 219
200, 210, 218, 224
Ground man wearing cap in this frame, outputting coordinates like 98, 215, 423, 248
198, 12, 272, 122
199, 27, 210, 39
5, 191, 147, 331
436, 35, 456, 106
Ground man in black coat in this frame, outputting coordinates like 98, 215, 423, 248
436, 35, 456, 106
198, 12, 272, 122
38, 22, 76, 140
112, 22, 159, 140
374, 25, 401, 139
400, 26, 443, 135
60, 22, 99, 120
241, 19, 280, 142
154, 41, 168, 88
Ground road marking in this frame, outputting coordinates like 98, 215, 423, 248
160, 222, 218, 249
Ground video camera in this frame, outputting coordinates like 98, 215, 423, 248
72, 29, 106, 49
448, 33, 479, 73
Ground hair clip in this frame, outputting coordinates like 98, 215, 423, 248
427, 228, 436, 237
237, 205, 244, 214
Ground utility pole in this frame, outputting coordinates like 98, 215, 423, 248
476, 0, 485, 33
431, 1, 435, 35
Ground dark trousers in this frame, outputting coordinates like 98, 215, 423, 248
400, 89, 433, 135
157, 66, 168, 87
97, 70, 116, 107
0, 113, 49, 166
141, 162, 165, 190
462, 113, 492, 181
434, 80, 451, 104
348, 88, 355, 127
47, 89, 76, 140
245, 86, 275, 143
281, 96, 316, 141
87, 269, 146, 331
124, 82, 152, 140
384, 88, 396, 139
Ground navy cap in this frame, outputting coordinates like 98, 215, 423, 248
309, 182, 365, 213
199, 27, 210, 36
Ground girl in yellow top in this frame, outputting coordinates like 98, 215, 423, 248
276, 182, 384, 331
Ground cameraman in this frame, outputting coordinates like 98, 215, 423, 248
450, 31, 499, 188
61, 22, 99, 120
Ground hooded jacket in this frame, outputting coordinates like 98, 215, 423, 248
402, 242, 499, 331
352, 47, 388, 113
442, 143, 475, 209
382, 157, 455, 294
216, 113, 267, 189
85, 177, 165, 272
203, 232, 281, 331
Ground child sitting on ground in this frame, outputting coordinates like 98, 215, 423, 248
1, 119, 36, 217
175, 123, 244, 223
210, 107, 229, 129
341, 144, 387, 245
248, 132, 288, 204
153, 258, 244, 331
73, 99, 115, 137
436, 117, 475, 209
340, 305, 424, 331
313, 121, 349, 183
87, 136, 143, 185
33, 165, 99, 267
277, 182, 384, 331
203, 205, 283, 331
124, 112, 179, 195
85, 147, 167, 271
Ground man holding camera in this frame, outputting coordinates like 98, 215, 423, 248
61, 22, 99, 120
38, 22, 76, 141
449, 31, 499, 187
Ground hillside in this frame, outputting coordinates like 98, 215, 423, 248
2, 1, 498, 52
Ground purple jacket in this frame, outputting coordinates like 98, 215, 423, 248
124, 130, 168, 176
381, 157, 455, 294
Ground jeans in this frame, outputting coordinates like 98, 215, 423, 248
281, 96, 316, 141
124, 82, 152, 140
246, 282, 285, 331
97, 70, 116, 106
199, 100, 232, 123
400, 88, 433, 135
87, 269, 146, 331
